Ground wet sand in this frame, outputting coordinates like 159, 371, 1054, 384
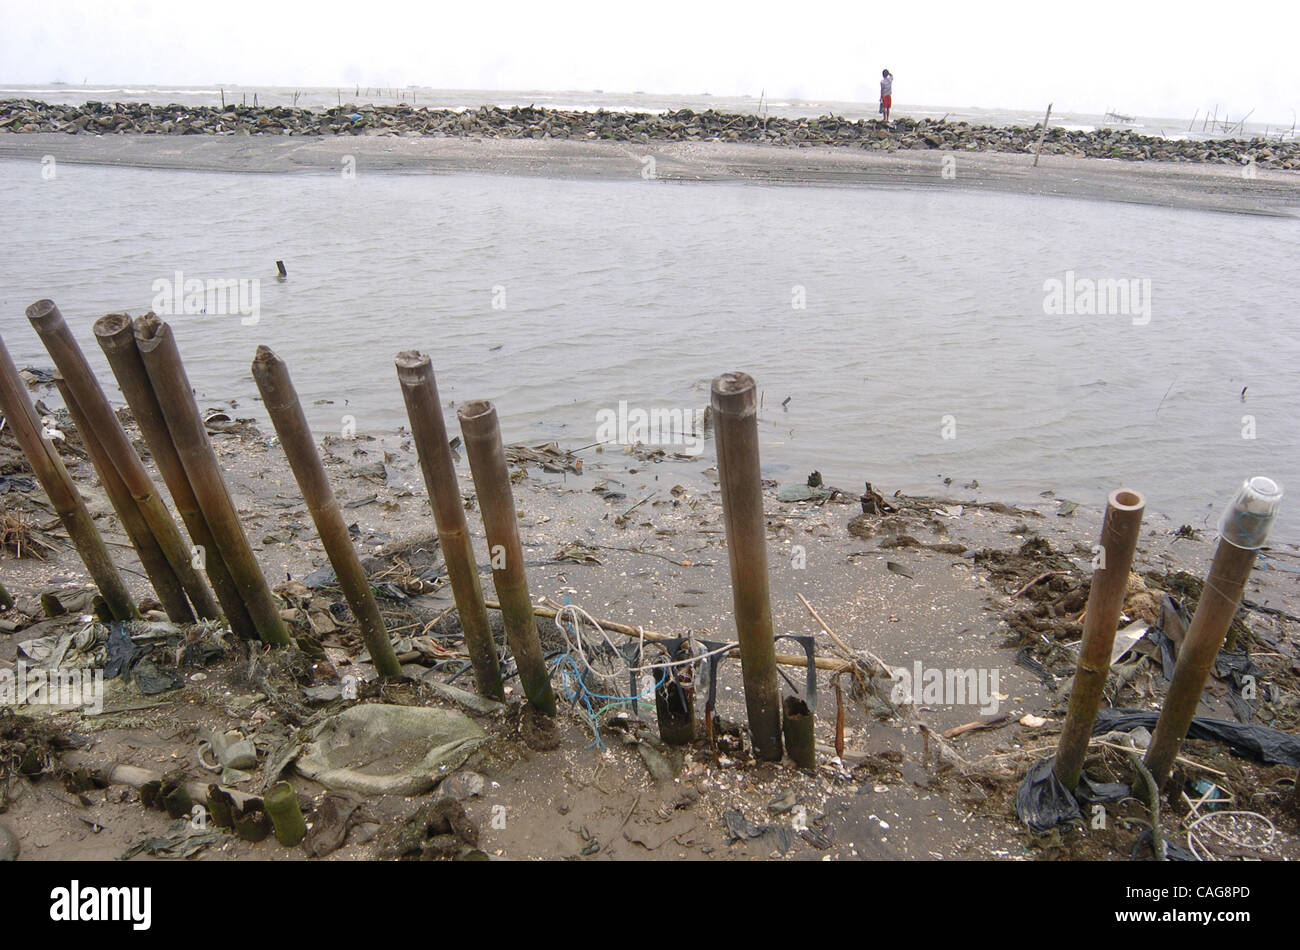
2, 133, 1299, 216
2, 393, 1298, 861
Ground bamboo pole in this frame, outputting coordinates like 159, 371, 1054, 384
1053, 489, 1145, 791
93, 313, 257, 639
1033, 103, 1053, 167
457, 399, 556, 715
132, 314, 291, 647
52, 374, 195, 622
711, 371, 783, 762
0, 334, 135, 620
24, 300, 219, 621
395, 351, 504, 700
251, 346, 400, 677
1144, 477, 1282, 790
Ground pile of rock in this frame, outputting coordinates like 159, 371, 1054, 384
2, 99, 1297, 169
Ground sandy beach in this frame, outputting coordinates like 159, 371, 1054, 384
2, 377, 1298, 861
2, 132, 1299, 216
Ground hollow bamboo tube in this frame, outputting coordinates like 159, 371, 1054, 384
782, 696, 816, 769
395, 351, 504, 700
263, 781, 307, 847
1143, 540, 1261, 790
24, 300, 219, 621
1053, 488, 1145, 791
654, 642, 696, 745
0, 334, 135, 620
94, 313, 257, 640
711, 372, 783, 761
0, 579, 12, 611
251, 346, 400, 676
52, 374, 195, 623
457, 400, 555, 715
132, 314, 290, 646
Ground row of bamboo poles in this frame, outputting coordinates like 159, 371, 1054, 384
0, 299, 1283, 782
0, 302, 798, 757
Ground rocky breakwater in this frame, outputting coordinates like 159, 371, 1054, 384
2, 99, 1298, 170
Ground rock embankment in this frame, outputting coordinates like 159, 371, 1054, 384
2, 99, 1297, 169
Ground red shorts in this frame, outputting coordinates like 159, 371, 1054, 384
881, 95, 892, 109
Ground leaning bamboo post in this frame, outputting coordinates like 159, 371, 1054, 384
1144, 477, 1282, 790
0, 334, 135, 620
395, 351, 504, 700
24, 300, 219, 621
94, 314, 257, 639
711, 372, 783, 762
1053, 489, 1145, 791
132, 314, 290, 647
52, 373, 195, 623
457, 400, 555, 715
1033, 103, 1053, 167
251, 346, 400, 676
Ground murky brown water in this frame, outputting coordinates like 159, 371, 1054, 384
1, 160, 1296, 539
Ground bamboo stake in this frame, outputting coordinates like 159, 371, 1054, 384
24, 300, 219, 621
0, 334, 135, 619
132, 314, 290, 646
1033, 103, 1053, 167
251, 346, 400, 677
1053, 489, 1145, 790
52, 373, 195, 622
712, 371, 782, 761
94, 313, 257, 639
395, 352, 504, 699
1144, 477, 1282, 790
457, 399, 555, 715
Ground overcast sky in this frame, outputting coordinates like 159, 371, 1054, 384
3, 0, 1297, 124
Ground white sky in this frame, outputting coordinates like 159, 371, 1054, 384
3, 0, 1297, 125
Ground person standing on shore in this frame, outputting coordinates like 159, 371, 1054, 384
880, 69, 893, 122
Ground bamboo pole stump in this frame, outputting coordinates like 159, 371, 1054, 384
457, 399, 556, 715
1053, 488, 1145, 791
132, 314, 291, 647
711, 372, 783, 762
395, 351, 504, 700
251, 346, 400, 677
0, 334, 136, 620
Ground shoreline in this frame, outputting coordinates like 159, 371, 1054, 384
2, 130, 1299, 215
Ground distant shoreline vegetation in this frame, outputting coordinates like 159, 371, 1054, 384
2, 100, 1296, 169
